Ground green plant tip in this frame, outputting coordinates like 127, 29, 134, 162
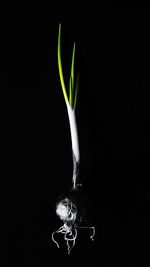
57, 24, 79, 110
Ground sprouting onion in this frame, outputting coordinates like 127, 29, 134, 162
51, 24, 95, 254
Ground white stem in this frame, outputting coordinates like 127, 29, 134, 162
66, 103, 80, 165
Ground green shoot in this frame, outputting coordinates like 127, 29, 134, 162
58, 23, 79, 110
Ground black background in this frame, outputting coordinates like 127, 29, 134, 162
1, 4, 150, 266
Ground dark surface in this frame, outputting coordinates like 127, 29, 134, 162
1, 4, 150, 266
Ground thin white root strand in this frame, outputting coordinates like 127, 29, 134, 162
51, 224, 78, 254
51, 225, 68, 248
65, 228, 77, 254
77, 226, 95, 241
51, 224, 95, 254
90, 226, 95, 241
51, 231, 60, 248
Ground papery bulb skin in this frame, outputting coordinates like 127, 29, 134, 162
56, 186, 95, 227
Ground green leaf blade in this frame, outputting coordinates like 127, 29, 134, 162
71, 43, 76, 91
69, 76, 73, 107
74, 72, 79, 110
57, 23, 69, 104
